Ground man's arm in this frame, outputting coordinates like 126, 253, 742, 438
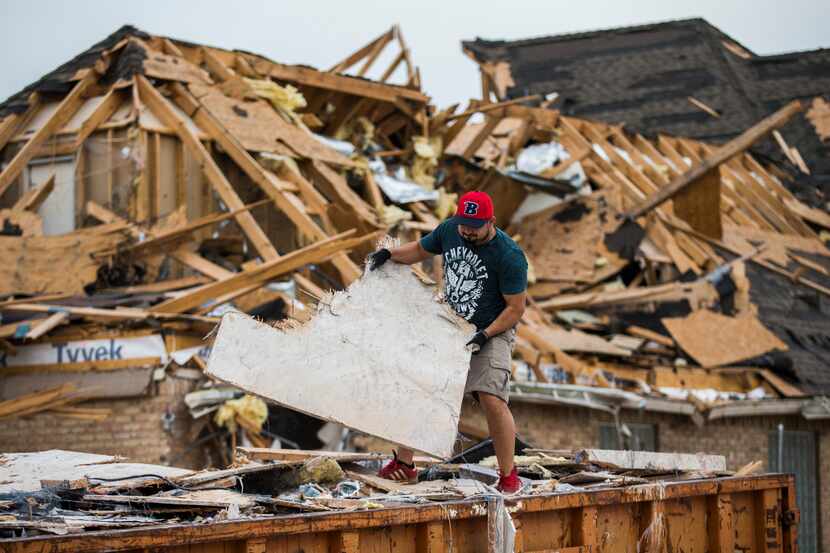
390, 241, 433, 265
483, 291, 527, 338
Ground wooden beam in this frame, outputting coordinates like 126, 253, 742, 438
305, 160, 378, 227
171, 249, 234, 280
153, 230, 370, 314
75, 88, 124, 148
356, 32, 394, 78
0, 93, 40, 153
329, 28, 395, 74
135, 75, 279, 261
121, 199, 273, 257
169, 83, 361, 284
24, 311, 70, 340
445, 95, 541, 123
265, 62, 429, 104
688, 96, 720, 118
201, 47, 236, 82
379, 50, 406, 83
12, 174, 54, 212
626, 101, 802, 219
0, 73, 97, 198
462, 115, 501, 158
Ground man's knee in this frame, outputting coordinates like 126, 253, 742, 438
478, 391, 509, 412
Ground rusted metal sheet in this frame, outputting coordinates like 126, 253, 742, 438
0, 475, 798, 553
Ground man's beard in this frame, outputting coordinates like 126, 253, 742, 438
461, 226, 492, 245
462, 233, 488, 246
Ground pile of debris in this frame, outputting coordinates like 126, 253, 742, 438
0, 22, 829, 466
0, 445, 739, 537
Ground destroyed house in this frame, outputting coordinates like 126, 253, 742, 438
462, 18, 830, 205
1, 20, 830, 552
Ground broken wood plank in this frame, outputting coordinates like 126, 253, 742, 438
264, 60, 429, 104
171, 249, 234, 280
625, 325, 675, 348
537, 280, 716, 311
238, 447, 440, 465
687, 97, 720, 118
0, 384, 77, 419
12, 174, 55, 212
573, 449, 726, 472
24, 311, 70, 340
120, 199, 272, 257
153, 230, 371, 314
82, 492, 252, 509
758, 369, 806, 398
174, 462, 288, 487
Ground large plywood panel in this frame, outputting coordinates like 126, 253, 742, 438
207, 263, 474, 458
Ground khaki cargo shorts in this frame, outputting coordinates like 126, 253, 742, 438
465, 327, 516, 404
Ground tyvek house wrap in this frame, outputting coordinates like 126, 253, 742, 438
206, 261, 475, 458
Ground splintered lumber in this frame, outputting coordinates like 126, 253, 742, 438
101, 275, 210, 294
82, 491, 254, 510
24, 311, 70, 340
626, 100, 802, 219
662, 309, 788, 368
207, 261, 475, 458
758, 369, 806, 398
12, 174, 55, 212
153, 230, 371, 313
237, 447, 440, 465
625, 325, 675, 348
264, 61, 429, 104
135, 75, 278, 261
0, 384, 77, 419
574, 449, 726, 472
537, 280, 716, 311
119, 198, 272, 257
0, 72, 97, 198
174, 462, 288, 487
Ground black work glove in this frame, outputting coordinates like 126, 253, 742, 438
466, 330, 490, 354
367, 248, 392, 271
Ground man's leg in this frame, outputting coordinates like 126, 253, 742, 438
478, 392, 516, 475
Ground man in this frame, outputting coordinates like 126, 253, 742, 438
367, 190, 528, 493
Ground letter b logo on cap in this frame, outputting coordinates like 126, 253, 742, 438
463, 201, 479, 215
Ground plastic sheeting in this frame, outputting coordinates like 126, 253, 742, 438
369, 159, 439, 204
515, 142, 587, 188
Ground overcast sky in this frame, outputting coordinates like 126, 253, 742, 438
1, 0, 828, 108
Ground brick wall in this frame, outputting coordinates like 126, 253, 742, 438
0, 375, 202, 468
355, 398, 830, 551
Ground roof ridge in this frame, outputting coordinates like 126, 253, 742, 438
463, 17, 715, 50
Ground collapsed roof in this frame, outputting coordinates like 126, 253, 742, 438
462, 18, 830, 205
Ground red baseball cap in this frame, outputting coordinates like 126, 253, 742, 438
450, 191, 494, 228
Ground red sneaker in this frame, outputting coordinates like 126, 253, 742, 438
378, 452, 418, 482
496, 466, 521, 494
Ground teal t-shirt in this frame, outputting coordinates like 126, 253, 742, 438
420, 221, 528, 331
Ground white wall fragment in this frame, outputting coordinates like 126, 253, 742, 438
206, 263, 475, 458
